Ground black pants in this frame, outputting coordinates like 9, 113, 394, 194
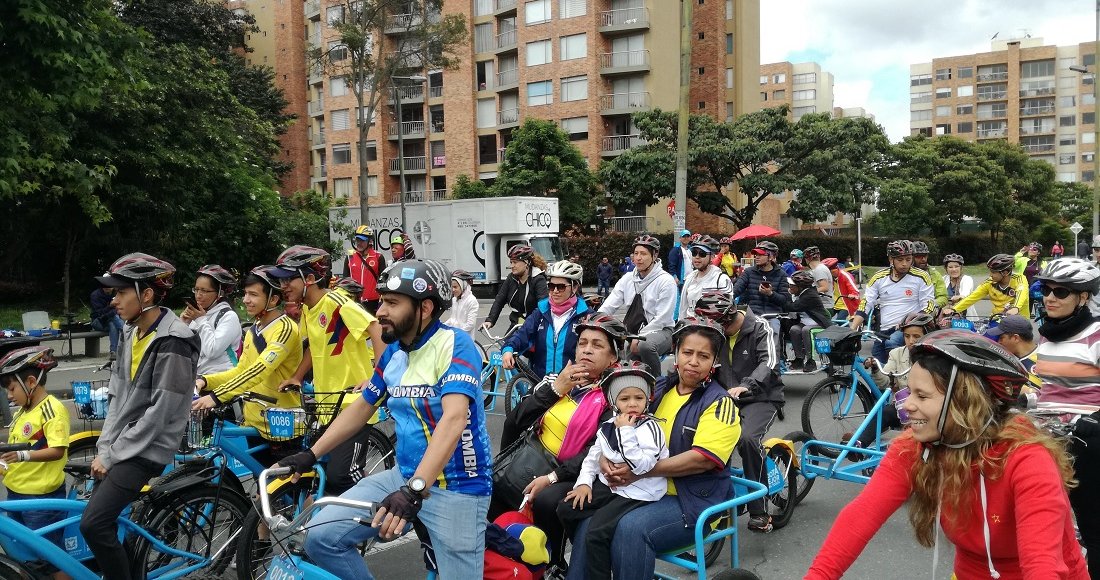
555, 479, 647, 580
1070, 437, 1100, 578
80, 457, 164, 580
736, 402, 778, 516
325, 424, 380, 496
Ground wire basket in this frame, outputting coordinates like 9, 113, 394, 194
301, 396, 345, 445
262, 407, 309, 442
71, 380, 110, 420
187, 408, 212, 450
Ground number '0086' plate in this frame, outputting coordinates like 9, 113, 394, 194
267, 555, 304, 580
266, 410, 297, 439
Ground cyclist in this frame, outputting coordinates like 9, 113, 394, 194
277, 259, 492, 579
941, 253, 1029, 322
984, 314, 1041, 394
85, 253, 199, 580
942, 254, 975, 318
911, 241, 948, 309
851, 240, 936, 363
693, 290, 783, 533
443, 269, 479, 337
192, 266, 303, 464
502, 260, 590, 380
598, 234, 678, 375
823, 258, 859, 317
342, 225, 387, 313
781, 270, 834, 373
390, 232, 415, 261
482, 244, 549, 331
803, 246, 835, 316
1014, 242, 1047, 286
678, 235, 733, 320
268, 245, 385, 495
730, 241, 790, 338
1032, 257, 1100, 575
715, 237, 738, 277
807, 331, 1086, 579
181, 264, 242, 376
781, 249, 804, 276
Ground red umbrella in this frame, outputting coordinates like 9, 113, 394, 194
729, 224, 781, 241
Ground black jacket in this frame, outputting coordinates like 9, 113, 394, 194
487, 269, 549, 327
730, 265, 789, 316
779, 288, 835, 329
714, 307, 784, 405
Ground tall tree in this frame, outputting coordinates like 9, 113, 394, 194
599, 106, 890, 230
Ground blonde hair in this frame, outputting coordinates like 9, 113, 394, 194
906, 356, 1076, 547
532, 253, 548, 272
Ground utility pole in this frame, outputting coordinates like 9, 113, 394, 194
673, 0, 693, 235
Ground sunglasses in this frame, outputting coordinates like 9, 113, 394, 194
548, 282, 572, 292
690, 249, 710, 258
1039, 284, 1074, 299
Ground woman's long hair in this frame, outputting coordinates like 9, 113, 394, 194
906, 354, 1076, 547
532, 253, 548, 272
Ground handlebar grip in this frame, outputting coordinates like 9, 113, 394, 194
247, 392, 279, 404
280, 383, 302, 393
266, 466, 294, 477
0, 443, 33, 453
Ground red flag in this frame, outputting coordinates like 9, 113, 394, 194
666, 200, 675, 219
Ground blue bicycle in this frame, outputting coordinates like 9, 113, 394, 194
478, 326, 539, 415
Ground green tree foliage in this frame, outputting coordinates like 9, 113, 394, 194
452, 174, 494, 199
1053, 181, 1093, 238
599, 106, 890, 230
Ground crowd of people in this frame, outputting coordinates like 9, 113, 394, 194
2, 226, 1098, 580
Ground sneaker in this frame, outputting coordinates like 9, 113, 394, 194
787, 358, 803, 371
747, 514, 773, 534
108, 351, 117, 362
803, 358, 817, 373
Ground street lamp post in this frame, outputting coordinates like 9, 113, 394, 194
391, 75, 427, 230
856, 216, 863, 285
1070, 1, 1100, 239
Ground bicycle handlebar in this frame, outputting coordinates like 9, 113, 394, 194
0, 443, 32, 453
258, 467, 383, 541
479, 324, 521, 344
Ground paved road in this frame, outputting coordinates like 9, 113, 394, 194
5, 294, 989, 578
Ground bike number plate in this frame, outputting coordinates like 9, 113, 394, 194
266, 410, 297, 439
268, 555, 305, 580
490, 351, 503, 365
814, 338, 831, 354
950, 318, 974, 331
72, 381, 92, 404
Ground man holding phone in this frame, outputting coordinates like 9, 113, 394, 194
730, 241, 790, 338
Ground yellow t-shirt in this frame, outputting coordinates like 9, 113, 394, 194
654, 386, 740, 495
537, 391, 585, 457
131, 328, 157, 380
4, 395, 70, 494
204, 315, 303, 438
300, 291, 377, 419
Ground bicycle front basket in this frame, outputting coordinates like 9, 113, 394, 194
816, 326, 862, 366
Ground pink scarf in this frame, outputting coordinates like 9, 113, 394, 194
549, 295, 578, 316
555, 387, 607, 461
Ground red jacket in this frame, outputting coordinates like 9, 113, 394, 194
346, 249, 385, 302
834, 269, 860, 316
806, 430, 1087, 580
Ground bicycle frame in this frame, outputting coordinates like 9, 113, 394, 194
800, 389, 892, 485
826, 354, 884, 420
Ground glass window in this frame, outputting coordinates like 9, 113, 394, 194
330, 77, 347, 97
759, 75, 768, 85
760, 92, 767, 101
726, 68, 734, 89
332, 143, 352, 164
1085, 132, 1096, 144
911, 91, 932, 103
1085, 153, 1096, 163
910, 74, 932, 86
911, 110, 932, 121
1085, 53, 1096, 66
1058, 172, 1077, 182
792, 72, 816, 84
935, 68, 951, 80
328, 40, 347, 61
1086, 93, 1097, 106
792, 105, 816, 117
1061, 134, 1077, 146
1061, 95, 1077, 108
726, 34, 733, 54
773, 73, 786, 83
1060, 76, 1079, 89
1061, 115, 1077, 127
958, 66, 973, 78
560, 116, 588, 140
726, 102, 734, 122
560, 33, 586, 60
936, 105, 951, 116
935, 124, 951, 135
477, 98, 495, 128
559, 0, 585, 19
957, 121, 973, 133
1085, 170, 1096, 182
1085, 112, 1096, 125
793, 89, 815, 100
1060, 56, 1078, 69
561, 75, 587, 102
333, 177, 353, 199
528, 80, 553, 105
526, 40, 551, 66
364, 140, 377, 161
957, 85, 974, 97
772, 89, 785, 99
525, 0, 550, 24
726, 0, 733, 18
326, 5, 344, 25
1020, 60, 1055, 78
1060, 153, 1077, 165
956, 104, 973, 115
935, 87, 951, 98
330, 109, 350, 131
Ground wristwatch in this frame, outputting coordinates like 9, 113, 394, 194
546, 471, 558, 485
407, 476, 428, 497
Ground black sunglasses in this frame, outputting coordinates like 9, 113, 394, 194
1039, 284, 1074, 299
690, 249, 710, 258
548, 282, 572, 292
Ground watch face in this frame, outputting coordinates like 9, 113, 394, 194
410, 477, 426, 492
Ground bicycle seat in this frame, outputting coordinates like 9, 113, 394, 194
64, 459, 93, 477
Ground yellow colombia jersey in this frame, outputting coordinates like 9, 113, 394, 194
654, 387, 740, 496
952, 274, 1029, 315
300, 290, 377, 417
4, 395, 70, 495
204, 315, 303, 438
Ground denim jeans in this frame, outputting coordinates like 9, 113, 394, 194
91, 314, 125, 354
303, 467, 489, 580
567, 495, 696, 580
871, 329, 903, 364
6, 486, 67, 549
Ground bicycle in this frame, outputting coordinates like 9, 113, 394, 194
800, 327, 883, 457
479, 326, 540, 415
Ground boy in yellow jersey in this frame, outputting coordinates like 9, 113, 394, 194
1, 346, 69, 579
269, 245, 385, 494
192, 266, 304, 465
942, 253, 1029, 318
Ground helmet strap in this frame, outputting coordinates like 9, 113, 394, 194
933, 364, 959, 439
128, 282, 158, 323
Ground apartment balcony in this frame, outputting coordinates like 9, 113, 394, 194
600, 134, 646, 157
1019, 125, 1056, 136
494, 0, 516, 16
312, 165, 327, 180
1023, 143, 1056, 154
308, 31, 321, 49
308, 100, 325, 117
976, 110, 1007, 120
977, 91, 1007, 102
403, 189, 449, 203
308, 65, 323, 85
305, 0, 320, 19
976, 71, 1009, 82
310, 130, 326, 149
496, 69, 518, 91
608, 216, 655, 233
1019, 87, 1056, 98
429, 85, 444, 99
598, 7, 650, 34
1020, 105, 1056, 116
600, 92, 651, 115
387, 85, 425, 104
388, 156, 427, 174
495, 29, 517, 52
976, 128, 1007, 139
498, 107, 519, 128
387, 120, 427, 140
600, 50, 651, 76
385, 13, 422, 34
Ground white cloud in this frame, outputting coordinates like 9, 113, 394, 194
761, 0, 1096, 141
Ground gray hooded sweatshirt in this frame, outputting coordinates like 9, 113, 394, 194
97, 308, 199, 469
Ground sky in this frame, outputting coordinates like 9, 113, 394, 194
760, 0, 1096, 141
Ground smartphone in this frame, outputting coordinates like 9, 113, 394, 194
185, 297, 199, 309
760, 282, 772, 289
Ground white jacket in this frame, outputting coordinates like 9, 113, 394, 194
679, 265, 733, 320
599, 261, 678, 335
189, 300, 243, 376
944, 274, 976, 317
575, 416, 668, 501
445, 290, 480, 337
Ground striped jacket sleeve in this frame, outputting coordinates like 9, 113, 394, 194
206, 319, 295, 402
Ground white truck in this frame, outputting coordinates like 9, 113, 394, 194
329, 196, 563, 293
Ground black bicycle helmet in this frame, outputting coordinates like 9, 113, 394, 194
790, 270, 816, 288
755, 241, 779, 255
574, 313, 629, 352
803, 246, 821, 260
95, 252, 176, 291
632, 234, 661, 255
886, 240, 914, 258
899, 311, 937, 334
694, 289, 739, 323
0, 346, 57, 378
507, 244, 535, 263
377, 259, 453, 315
690, 235, 719, 255
1035, 257, 1100, 295
911, 241, 930, 256
334, 277, 364, 297
985, 253, 1015, 273
672, 316, 726, 351
910, 330, 1029, 405
942, 254, 964, 266
197, 264, 238, 295
451, 269, 475, 282
274, 245, 331, 280
601, 361, 657, 405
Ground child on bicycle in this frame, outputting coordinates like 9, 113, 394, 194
0, 346, 69, 579
558, 363, 668, 580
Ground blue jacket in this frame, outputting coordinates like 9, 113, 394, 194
667, 243, 684, 283
502, 297, 591, 380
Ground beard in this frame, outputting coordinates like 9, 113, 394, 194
379, 311, 418, 344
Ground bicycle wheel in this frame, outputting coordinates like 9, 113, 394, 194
800, 375, 875, 459
130, 484, 252, 577
503, 373, 536, 415
235, 478, 315, 580
675, 513, 728, 568
782, 431, 816, 506
764, 446, 797, 530
361, 424, 397, 476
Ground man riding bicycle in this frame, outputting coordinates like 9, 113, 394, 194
849, 240, 936, 363
941, 253, 1029, 321
276, 259, 492, 579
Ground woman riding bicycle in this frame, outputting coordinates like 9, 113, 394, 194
807, 330, 1086, 579
483, 244, 549, 331
181, 264, 243, 375
502, 260, 590, 380
942, 254, 974, 318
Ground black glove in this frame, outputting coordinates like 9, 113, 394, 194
276, 449, 316, 475
1075, 412, 1100, 441
378, 486, 424, 521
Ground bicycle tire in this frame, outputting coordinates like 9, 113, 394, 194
764, 445, 797, 530
503, 373, 536, 415
675, 514, 728, 568
475, 340, 489, 369
130, 484, 252, 578
0, 555, 34, 580
360, 424, 397, 476
782, 431, 816, 506
800, 376, 875, 459
235, 478, 316, 580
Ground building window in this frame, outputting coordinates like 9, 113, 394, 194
1059, 76, 1079, 89
1060, 95, 1077, 108
792, 105, 815, 117
560, 33, 586, 60
333, 177, 353, 199
526, 39, 551, 66
477, 97, 495, 128
910, 73, 932, 86
936, 105, 951, 116
773, 89, 785, 99
1058, 172, 1077, 182
1085, 153, 1096, 163
911, 91, 932, 103
957, 121, 973, 133
560, 116, 588, 141
559, 0, 585, 19
528, 80, 552, 105
726, 102, 734, 121
1085, 170, 1096, 182
1085, 132, 1096, 145
365, 140, 377, 161
759, 75, 768, 85
726, 0, 733, 18
911, 110, 932, 122
935, 87, 951, 99
1060, 153, 1076, 165
474, 0, 493, 16
699, 67, 705, 75
326, 5, 344, 25
793, 89, 816, 101
329, 40, 348, 61
430, 140, 446, 167
561, 75, 587, 102
726, 68, 734, 89
330, 76, 348, 97
1061, 115, 1077, 127
760, 92, 767, 101
1084, 53, 1096, 67
956, 104, 973, 115
525, 0, 550, 24
698, 101, 706, 110
958, 66, 973, 78
331, 109, 351, 131
772, 73, 786, 83
1086, 93, 1097, 106
698, 32, 704, 40
1060, 134, 1077, 146
957, 85, 974, 97
1021, 60, 1055, 78
332, 143, 352, 164
935, 68, 951, 80
792, 72, 816, 84
935, 124, 951, 135
726, 34, 733, 54
1085, 112, 1096, 125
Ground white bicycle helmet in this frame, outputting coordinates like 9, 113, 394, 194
546, 260, 583, 283
1036, 257, 1100, 295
